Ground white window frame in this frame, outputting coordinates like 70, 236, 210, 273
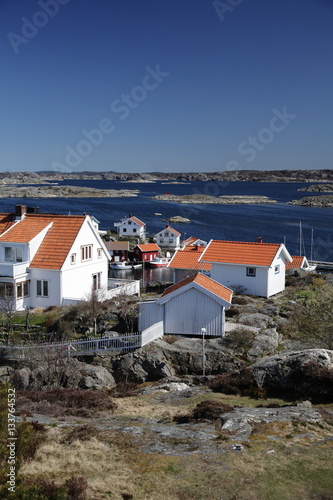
81, 245, 92, 261
70, 253, 76, 265
92, 272, 101, 290
246, 267, 256, 277
97, 248, 102, 259
37, 280, 48, 297
274, 265, 280, 274
5, 246, 23, 263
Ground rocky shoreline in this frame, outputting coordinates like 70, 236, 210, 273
151, 194, 278, 204
288, 195, 333, 207
0, 185, 139, 198
299, 183, 333, 193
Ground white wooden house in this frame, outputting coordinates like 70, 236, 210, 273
199, 239, 292, 298
154, 225, 181, 248
0, 205, 111, 310
114, 215, 146, 239
138, 272, 232, 337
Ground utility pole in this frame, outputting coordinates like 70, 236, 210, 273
201, 327, 206, 377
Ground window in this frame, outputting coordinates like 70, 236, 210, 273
37, 280, 48, 297
0, 283, 14, 298
81, 245, 92, 261
133, 228, 137, 233
274, 265, 280, 274
92, 272, 101, 290
169, 239, 173, 243
164, 232, 169, 237
128, 220, 132, 225
122, 228, 127, 233
160, 238, 164, 243
246, 267, 256, 277
97, 248, 102, 259
5, 247, 22, 263
16, 281, 29, 299
70, 253, 76, 265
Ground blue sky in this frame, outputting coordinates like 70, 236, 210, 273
1, 0, 333, 173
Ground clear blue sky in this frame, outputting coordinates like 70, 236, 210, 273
1, 0, 332, 173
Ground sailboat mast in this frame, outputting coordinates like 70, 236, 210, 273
299, 221, 302, 257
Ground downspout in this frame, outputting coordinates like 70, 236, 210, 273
59, 270, 63, 306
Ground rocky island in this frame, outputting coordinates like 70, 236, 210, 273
0, 185, 139, 198
288, 195, 333, 207
299, 183, 333, 193
152, 194, 278, 204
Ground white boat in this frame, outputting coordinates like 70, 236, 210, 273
149, 257, 171, 268
111, 261, 132, 270
299, 223, 317, 272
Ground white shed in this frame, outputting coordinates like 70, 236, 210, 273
138, 272, 232, 337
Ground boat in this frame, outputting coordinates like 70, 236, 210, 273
149, 257, 171, 268
299, 222, 317, 272
111, 261, 133, 270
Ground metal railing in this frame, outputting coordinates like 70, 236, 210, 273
0, 333, 142, 360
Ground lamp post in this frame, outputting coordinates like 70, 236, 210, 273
201, 327, 206, 377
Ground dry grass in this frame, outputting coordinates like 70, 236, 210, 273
20, 432, 135, 499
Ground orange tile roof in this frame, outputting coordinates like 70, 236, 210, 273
0, 217, 52, 243
286, 256, 306, 270
136, 243, 160, 252
28, 215, 85, 269
157, 226, 181, 237
161, 272, 232, 303
168, 247, 211, 270
0, 213, 16, 236
200, 240, 281, 267
182, 236, 198, 246
130, 216, 145, 227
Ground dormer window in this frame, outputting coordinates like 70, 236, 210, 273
5, 247, 22, 263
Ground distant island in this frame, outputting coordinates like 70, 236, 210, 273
1, 169, 333, 184
0, 185, 138, 198
152, 194, 277, 205
298, 183, 333, 193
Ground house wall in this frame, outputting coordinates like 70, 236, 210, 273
155, 231, 180, 248
211, 263, 269, 297
61, 218, 109, 301
164, 287, 224, 336
116, 220, 145, 237
138, 300, 164, 332
29, 268, 61, 308
135, 250, 159, 262
266, 254, 286, 297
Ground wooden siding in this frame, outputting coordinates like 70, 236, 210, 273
164, 287, 224, 336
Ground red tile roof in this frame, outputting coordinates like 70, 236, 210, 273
286, 256, 306, 270
130, 216, 145, 227
135, 243, 160, 252
0, 213, 86, 270
161, 272, 232, 303
0, 213, 16, 236
0, 217, 52, 243
200, 240, 281, 267
168, 246, 211, 270
182, 236, 198, 246
28, 215, 85, 269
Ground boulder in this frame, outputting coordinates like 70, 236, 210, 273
0, 366, 14, 384
237, 312, 275, 329
250, 349, 333, 402
247, 328, 279, 361
79, 364, 116, 389
12, 367, 31, 390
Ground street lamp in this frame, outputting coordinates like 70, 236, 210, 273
201, 327, 206, 377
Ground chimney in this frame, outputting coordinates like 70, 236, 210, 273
15, 205, 26, 220
258, 237, 263, 244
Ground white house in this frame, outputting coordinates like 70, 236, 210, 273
286, 255, 315, 272
181, 236, 208, 248
199, 239, 292, 298
138, 272, 233, 337
114, 215, 146, 239
0, 205, 111, 311
154, 225, 181, 248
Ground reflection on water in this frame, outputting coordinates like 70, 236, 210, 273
109, 265, 174, 286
